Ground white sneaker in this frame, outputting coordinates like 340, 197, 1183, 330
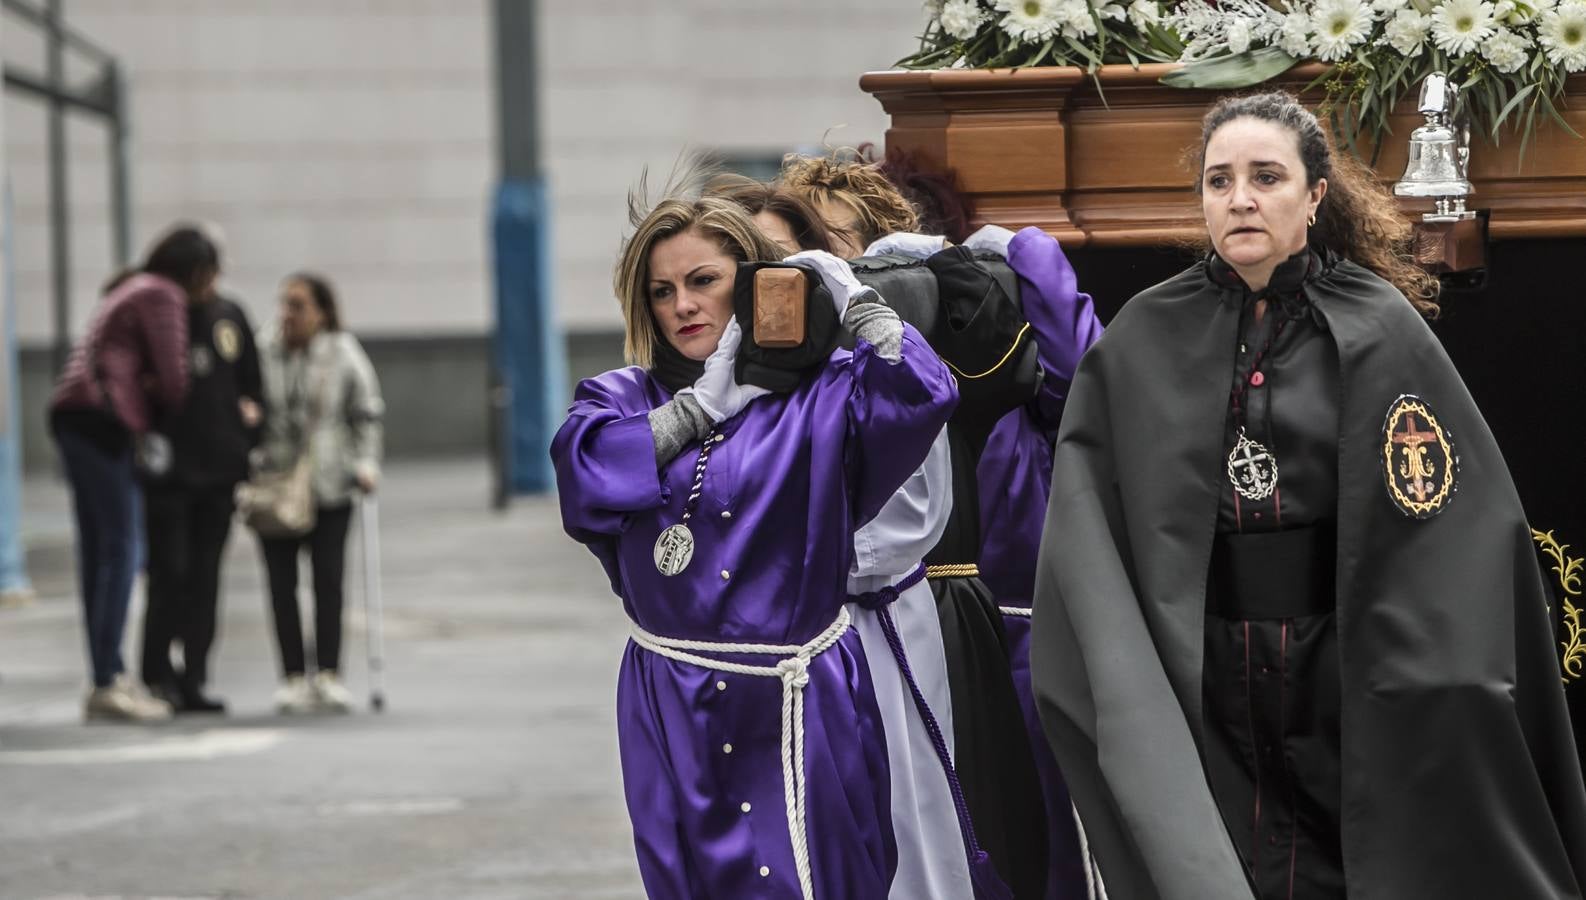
85, 674, 174, 723
274, 675, 316, 714
312, 671, 353, 714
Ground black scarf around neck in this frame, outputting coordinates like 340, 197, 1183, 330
649, 334, 705, 394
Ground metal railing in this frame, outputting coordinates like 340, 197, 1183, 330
2, 0, 131, 377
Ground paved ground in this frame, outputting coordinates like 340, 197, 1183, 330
0, 458, 645, 899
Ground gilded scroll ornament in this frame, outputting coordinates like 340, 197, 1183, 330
1533, 528, 1584, 687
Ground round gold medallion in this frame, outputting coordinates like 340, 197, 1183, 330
214, 319, 242, 363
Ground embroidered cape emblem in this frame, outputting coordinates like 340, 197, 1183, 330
1381, 394, 1458, 519
1532, 529, 1584, 687
214, 319, 242, 363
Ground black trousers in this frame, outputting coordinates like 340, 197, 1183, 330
140, 484, 236, 690
258, 503, 352, 676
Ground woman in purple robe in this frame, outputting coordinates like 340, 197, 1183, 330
551, 193, 957, 899
833, 147, 1111, 896
861, 213, 1109, 898
965, 224, 1105, 899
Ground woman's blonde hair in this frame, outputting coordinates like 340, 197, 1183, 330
614, 193, 786, 368
778, 151, 920, 252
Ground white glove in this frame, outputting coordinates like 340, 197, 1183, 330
782, 249, 874, 320
962, 224, 1018, 259
863, 232, 946, 260
683, 317, 770, 423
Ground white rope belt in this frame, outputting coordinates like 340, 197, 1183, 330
629, 607, 853, 900
999, 605, 1032, 617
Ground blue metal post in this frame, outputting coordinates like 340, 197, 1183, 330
492, 176, 563, 493
0, 182, 32, 597
491, 0, 562, 495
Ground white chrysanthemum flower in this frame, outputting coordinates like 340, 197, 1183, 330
1372, 0, 1410, 12
1056, 0, 1099, 37
1312, 0, 1375, 59
1504, 0, 1555, 23
996, 0, 1064, 41
1481, 26, 1533, 69
1128, 0, 1162, 29
940, 0, 988, 38
1383, 8, 1432, 53
1226, 18, 1255, 52
1278, 10, 1315, 55
1430, 0, 1498, 55
1538, 1, 1586, 70
1098, 2, 1128, 21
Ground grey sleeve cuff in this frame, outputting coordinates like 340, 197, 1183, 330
844, 297, 904, 362
648, 392, 713, 466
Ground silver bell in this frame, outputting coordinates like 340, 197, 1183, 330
1394, 72, 1474, 221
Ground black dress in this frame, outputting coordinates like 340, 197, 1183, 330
1202, 249, 1345, 900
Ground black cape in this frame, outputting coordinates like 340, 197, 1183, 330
1031, 256, 1586, 898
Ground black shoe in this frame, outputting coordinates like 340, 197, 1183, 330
175, 684, 227, 715
146, 678, 183, 709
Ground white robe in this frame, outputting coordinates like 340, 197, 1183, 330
846, 430, 972, 899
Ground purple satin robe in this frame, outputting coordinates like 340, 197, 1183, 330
975, 228, 1104, 900
553, 326, 957, 900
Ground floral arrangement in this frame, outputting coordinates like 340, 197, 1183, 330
901, 0, 1586, 151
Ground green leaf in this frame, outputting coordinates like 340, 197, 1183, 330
1494, 81, 1537, 135
1542, 91, 1581, 137
1062, 34, 1102, 69
1160, 46, 1300, 89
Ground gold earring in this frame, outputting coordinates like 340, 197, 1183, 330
1308, 211, 1317, 226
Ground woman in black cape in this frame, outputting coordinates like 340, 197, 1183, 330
1031, 92, 1586, 900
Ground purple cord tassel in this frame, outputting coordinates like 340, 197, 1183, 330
853, 566, 1014, 900
970, 850, 1016, 900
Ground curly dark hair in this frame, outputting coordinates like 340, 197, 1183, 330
1197, 91, 1440, 317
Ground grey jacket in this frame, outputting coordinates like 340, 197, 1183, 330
256, 326, 384, 508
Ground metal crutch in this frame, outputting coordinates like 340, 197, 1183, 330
359, 494, 387, 712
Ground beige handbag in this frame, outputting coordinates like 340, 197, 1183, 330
239, 351, 325, 538
238, 450, 316, 537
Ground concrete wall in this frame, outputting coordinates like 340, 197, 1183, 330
7, 0, 930, 470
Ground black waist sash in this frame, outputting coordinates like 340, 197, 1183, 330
1208, 524, 1337, 620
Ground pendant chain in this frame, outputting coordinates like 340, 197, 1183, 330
654, 429, 725, 577
681, 430, 725, 525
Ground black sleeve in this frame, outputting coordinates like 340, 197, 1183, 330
231, 302, 265, 447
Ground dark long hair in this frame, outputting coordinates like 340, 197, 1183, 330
142, 225, 220, 297
1197, 91, 1440, 317
705, 174, 836, 252
286, 271, 342, 332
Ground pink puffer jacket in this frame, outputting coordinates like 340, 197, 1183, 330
49, 272, 189, 435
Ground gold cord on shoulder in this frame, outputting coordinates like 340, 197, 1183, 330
942, 323, 1032, 381
926, 563, 980, 579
